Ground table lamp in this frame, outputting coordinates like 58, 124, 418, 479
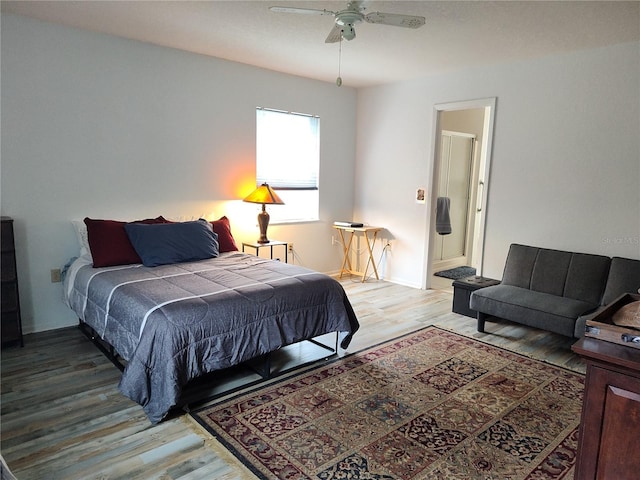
243, 183, 284, 243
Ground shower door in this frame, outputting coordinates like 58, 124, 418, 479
433, 131, 475, 267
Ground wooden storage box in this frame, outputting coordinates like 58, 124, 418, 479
585, 293, 640, 349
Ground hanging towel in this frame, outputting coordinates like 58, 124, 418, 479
436, 197, 452, 235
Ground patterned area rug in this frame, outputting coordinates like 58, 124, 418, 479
191, 327, 583, 479
434, 266, 477, 280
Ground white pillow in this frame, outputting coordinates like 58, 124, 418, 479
71, 220, 92, 260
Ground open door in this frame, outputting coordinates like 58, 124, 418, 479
425, 98, 496, 289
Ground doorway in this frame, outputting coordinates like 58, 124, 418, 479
432, 130, 476, 272
425, 98, 496, 289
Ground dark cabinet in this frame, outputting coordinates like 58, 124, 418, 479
1, 217, 23, 347
572, 337, 640, 479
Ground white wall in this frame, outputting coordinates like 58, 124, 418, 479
1, 14, 357, 333
356, 42, 640, 287
3, 14, 638, 334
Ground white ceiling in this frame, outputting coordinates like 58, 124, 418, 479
2, 1, 639, 88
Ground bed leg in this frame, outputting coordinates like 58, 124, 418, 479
252, 352, 271, 379
263, 353, 271, 379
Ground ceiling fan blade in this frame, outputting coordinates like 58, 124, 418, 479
270, 6, 335, 16
325, 24, 343, 44
364, 12, 425, 28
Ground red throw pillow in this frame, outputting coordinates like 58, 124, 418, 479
210, 216, 238, 253
84, 216, 168, 267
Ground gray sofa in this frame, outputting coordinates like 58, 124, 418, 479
470, 244, 640, 338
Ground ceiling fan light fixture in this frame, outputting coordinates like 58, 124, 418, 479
341, 24, 356, 41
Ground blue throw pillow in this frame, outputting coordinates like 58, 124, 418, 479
124, 219, 219, 267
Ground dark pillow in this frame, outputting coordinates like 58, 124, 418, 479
84, 216, 168, 268
210, 216, 238, 253
124, 219, 219, 267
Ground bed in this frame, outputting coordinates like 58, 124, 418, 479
64, 216, 359, 424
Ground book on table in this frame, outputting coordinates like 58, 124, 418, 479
333, 221, 364, 228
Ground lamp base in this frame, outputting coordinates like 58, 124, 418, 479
257, 208, 270, 244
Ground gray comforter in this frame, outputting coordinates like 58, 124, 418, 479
66, 252, 359, 423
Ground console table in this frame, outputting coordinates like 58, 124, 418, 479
333, 225, 382, 282
571, 337, 640, 479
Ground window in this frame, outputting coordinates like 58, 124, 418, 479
256, 108, 320, 223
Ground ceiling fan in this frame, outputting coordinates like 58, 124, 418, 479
269, 1, 426, 43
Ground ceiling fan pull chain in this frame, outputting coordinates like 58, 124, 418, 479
336, 36, 343, 87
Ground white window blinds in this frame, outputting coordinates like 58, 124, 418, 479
256, 108, 320, 190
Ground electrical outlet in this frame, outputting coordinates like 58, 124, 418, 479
50, 268, 62, 283
288, 243, 293, 252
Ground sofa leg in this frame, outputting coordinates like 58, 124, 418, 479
477, 312, 487, 333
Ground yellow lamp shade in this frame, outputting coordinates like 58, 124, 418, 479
242, 183, 284, 205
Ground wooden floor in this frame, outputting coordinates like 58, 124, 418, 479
0, 278, 585, 479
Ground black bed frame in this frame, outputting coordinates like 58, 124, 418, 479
78, 319, 339, 411
78, 320, 126, 372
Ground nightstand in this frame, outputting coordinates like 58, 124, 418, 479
242, 240, 288, 263
452, 276, 500, 318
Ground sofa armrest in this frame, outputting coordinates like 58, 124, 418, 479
602, 257, 640, 305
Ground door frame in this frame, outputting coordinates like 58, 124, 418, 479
423, 97, 497, 289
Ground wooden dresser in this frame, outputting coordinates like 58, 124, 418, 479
1, 216, 23, 347
572, 337, 640, 479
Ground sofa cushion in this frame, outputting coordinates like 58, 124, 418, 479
602, 257, 640, 305
501, 244, 538, 288
502, 244, 610, 305
564, 253, 611, 305
471, 285, 598, 338
530, 249, 571, 296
